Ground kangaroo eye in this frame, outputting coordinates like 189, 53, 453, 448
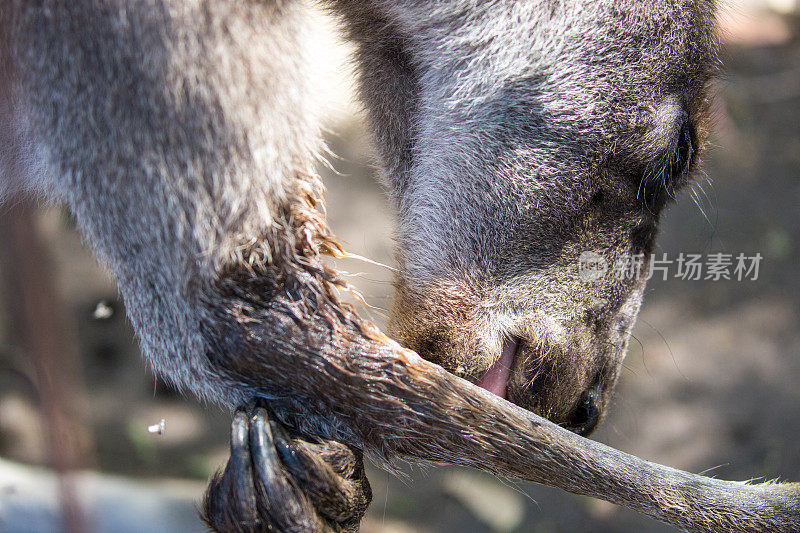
670, 120, 696, 180
638, 118, 696, 208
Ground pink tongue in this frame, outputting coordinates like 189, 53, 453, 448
475, 337, 518, 399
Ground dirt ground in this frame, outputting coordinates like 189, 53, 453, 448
0, 5, 798, 533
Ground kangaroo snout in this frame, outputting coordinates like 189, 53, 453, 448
568, 384, 603, 437
483, 335, 611, 437
391, 276, 643, 436
507, 334, 618, 438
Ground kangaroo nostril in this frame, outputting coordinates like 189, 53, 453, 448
568, 387, 602, 437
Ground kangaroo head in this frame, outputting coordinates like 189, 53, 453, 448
341, 0, 718, 435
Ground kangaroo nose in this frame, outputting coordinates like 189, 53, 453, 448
567, 386, 602, 437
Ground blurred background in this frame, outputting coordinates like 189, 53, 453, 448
1, 1, 799, 531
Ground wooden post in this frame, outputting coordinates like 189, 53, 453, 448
0, 202, 94, 533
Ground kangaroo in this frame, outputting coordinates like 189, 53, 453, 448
2, 1, 799, 532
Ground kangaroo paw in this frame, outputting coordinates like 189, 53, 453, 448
202, 401, 371, 532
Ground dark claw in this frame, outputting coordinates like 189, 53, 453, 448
248, 406, 323, 531
269, 418, 371, 523
230, 409, 257, 524
202, 401, 372, 533
203, 409, 259, 530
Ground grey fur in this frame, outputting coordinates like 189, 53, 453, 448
4, 1, 798, 531
2, 0, 321, 405
336, 0, 718, 424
